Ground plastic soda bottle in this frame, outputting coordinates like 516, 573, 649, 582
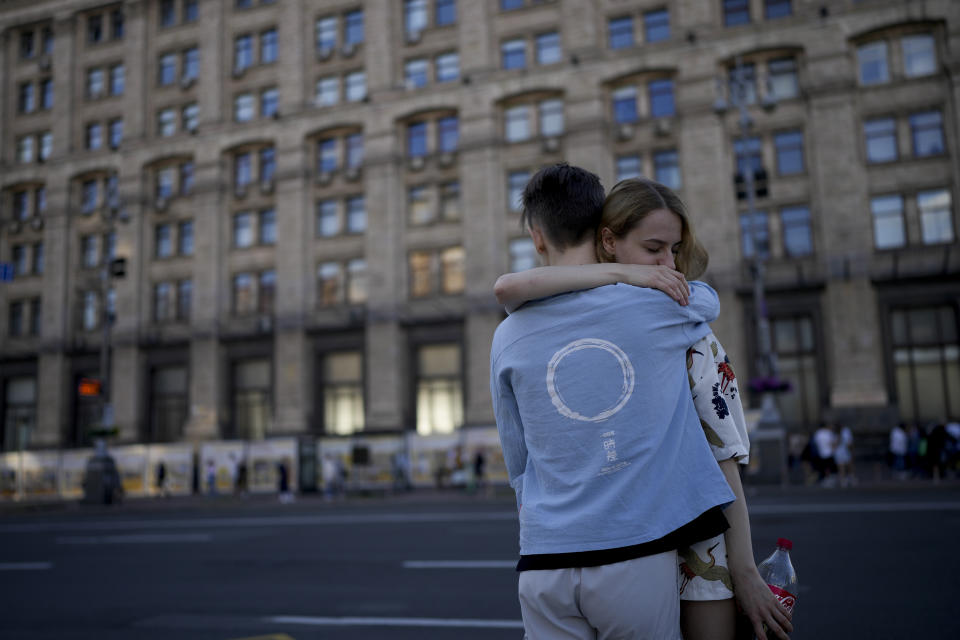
757, 537, 798, 614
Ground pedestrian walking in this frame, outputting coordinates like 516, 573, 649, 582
155, 460, 168, 498
889, 423, 908, 479
834, 425, 856, 487
277, 459, 294, 504
205, 459, 217, 496
813, 423, 838, 486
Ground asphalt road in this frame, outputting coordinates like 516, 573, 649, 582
1, 484, 958, 640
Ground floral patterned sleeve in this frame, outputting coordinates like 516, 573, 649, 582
687, 332, 750, 464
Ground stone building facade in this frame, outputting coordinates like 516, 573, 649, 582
0, 0, 958, 454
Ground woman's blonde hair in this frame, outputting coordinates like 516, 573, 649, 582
597, 177, 709, 279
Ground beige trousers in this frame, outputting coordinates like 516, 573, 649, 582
518, 550, 682, 640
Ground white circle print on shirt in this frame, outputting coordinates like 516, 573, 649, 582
546, 338, 636, 422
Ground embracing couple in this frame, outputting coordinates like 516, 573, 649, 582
490, 164, 793, 640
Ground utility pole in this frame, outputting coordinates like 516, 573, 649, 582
718, 56, 781, 428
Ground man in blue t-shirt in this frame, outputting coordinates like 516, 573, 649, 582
490, 164, 734, 639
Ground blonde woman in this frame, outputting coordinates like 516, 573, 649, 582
495, 178, 792, 640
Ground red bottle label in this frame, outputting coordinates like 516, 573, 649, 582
767, 584, 796, 613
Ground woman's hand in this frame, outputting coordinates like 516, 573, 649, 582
733, 568, 793, 640
615, 264, 690, 305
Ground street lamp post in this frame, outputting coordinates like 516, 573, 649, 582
718, 56, 782, 428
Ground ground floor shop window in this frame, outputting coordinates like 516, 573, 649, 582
891, 305, 960, 423
233, 359, 271, 440
150, 366, 187, 442
323, 351, 364, 435
2, 377, 36, 452
771, 315, 820, 428
415, 343, 463, 435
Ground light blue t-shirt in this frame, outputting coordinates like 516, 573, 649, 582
490, 282, 735, 555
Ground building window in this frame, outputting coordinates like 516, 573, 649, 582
765, 0, 791, 19
233, 359, 271, 440
774, 130, 804, 175
12, 246, 27, 277
234, 93, 255, 122
323, 352, 364, 435
183, 48, 199, 80
17, 136, 34, 164
871, 194, 905, 250
440, 181, 460, 221
149, 366, 187, 442
345, 71, 366, 102
436, 0, 456, 26
346, 196, 366, 233
158, 108, 176, 137
857, 41, 889, 86
160, 0, 176, 27
258, 209, 276, 245
81, 180, 98, 213
317, 262, 342, 306
156, 224, 174, 258
405, 58, 429, 89
36, 187, 47, 215
864, 118, 897, 164
178, 221, 194, 255
88, 15, 103, 44
316, 76, 339, 106
345, 9, 364, 45
781, 205, 812, 256
156, 167, 175, 200
505, 106, 531, 142
767, 58, 798, 100
155, 282, 174, 322
183, 103, 199, 132
235, 34, 254, 72
82, 236, 98, 268
539, 100, 564, 137
902, 34, 936, 78
260, 147, 275, 183
891, 305, 960, 424
108, 64, 124, 96
416, 344, 463, 435
111, 9, 124, 39
408, 122, 428, 157
9, 302, 25, 337
233, 212, 255, 248
233, 273, 256, 314
31, 243, 43, 275
347, 259, 368, 304
409, 250, 433, 297
346, 133, 364, 169
408, 186, 431, 225
917, 189, 954, 245
436, 52, 459, 82
184, 0, 199, 22
179, 161, 195, 195
653, 150, 680, 189
405, 0, 428, 38
612, 87, 638, 124
608, 16, 633, 49
316, 200, 339, 237
536, 32, 561, 65
438, 116, 459, 153
102, 232, 115, 263
644, 9, 670, 42
82, 292, 98, 330
41, 79, 54, 109
648, 79, 675, 118
159, 53, 177, 86
509, 237, 537, 272
501, 39, 526, 70
87, 68, 105, 98
723, 0, 750, 27
318, 138, 338, 173
260, 88, 279, 118
19, 83, 35, 114
177, 280, 191, 321
13, 192, 29, 221
29, 299, 41, 335
729, 62, 756, 105
86, 123, 102, 150
740, 211, 770, 258
440, 247, 465, 295
38, 133, 52, 162
261, 28, 278, 64
734, 136, 763, 174
20, 31, 36, 59
501, 0, 524, 9
508, 170, 530, 211
316, 16, 337, 53
771, 315, 819, 427
258, 271, 275, 314
910, 111, 945, 158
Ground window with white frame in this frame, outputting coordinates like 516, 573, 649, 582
871, 194, 905, 249
505, 106, 531, 142
536, 32, 561, 65
346, 259, 367, 304
233, 212, 255, 248
608, 16, 633, 49
316, 76, 339, 106
616, 154, 642, 181
917, 189, 954, 245
864, 118, 897, 163
767, 57, 798, 100
183, 103, 199, 132
405, 58, 429, 89
415, 343, 463, 435
345, 71, 366, 102
774, 130, 804, 175
316, 199, 339, 237
436, 52, 459, 82
158, 108, 176, 137
648, 79, 675, 117
644, 9, 669, 42
322, 351, 365, 434
653, 150, 680, 189
501, 39, 526, 70
508, 170, 530, 212
857, 41, 889, 86
612, 86, 638, 124
346, 196, 366, 233
317, 262, 343, 306
902, 34, 936, 78
910, 110, 945, 157
781, 205, 812, 256
234, 93, 255, 122
261, 88, 278, 118
509, 237, 537, 272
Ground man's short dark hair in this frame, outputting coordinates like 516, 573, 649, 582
520, 163, 605, 250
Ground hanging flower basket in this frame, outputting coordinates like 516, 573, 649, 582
748, 376, 792, 393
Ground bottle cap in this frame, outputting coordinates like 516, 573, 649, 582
777, 537, 793, 550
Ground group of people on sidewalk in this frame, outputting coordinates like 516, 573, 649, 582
491, 165, 792, 639
889, 421, 960, 482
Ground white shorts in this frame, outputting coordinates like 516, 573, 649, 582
519, 551, 682, 639
678, 534, 734, 601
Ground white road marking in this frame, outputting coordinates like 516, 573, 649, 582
0, 562, 53, 570
269, 615, 524, 629
403, 560, 516, 569
56, 533, 212, 545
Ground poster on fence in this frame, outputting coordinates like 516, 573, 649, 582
247, 438, 297, 494
146, 443, 194, 496
112, 445, 149, 496
198, 441, 245, 494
